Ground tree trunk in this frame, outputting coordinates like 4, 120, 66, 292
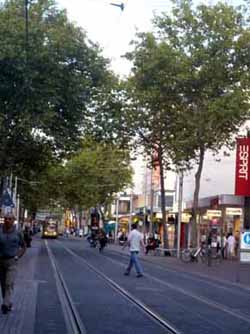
191, 145, 205, 247
98, 205, 105, 228
79, 208, 83, 228
0, 177, 4, 198
158, 145, 169, 252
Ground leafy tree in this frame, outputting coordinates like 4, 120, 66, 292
0, 0, 112, 181
124, 33, 187, 249
26, 139, 132, 217
154, 0, 250, 245
124, 0, 250, 247
83, 81, 133, 149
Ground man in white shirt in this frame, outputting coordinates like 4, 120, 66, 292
124, 223, 145, 277
227, 233, 235, 259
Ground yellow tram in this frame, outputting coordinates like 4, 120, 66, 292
42, 218, 58, 238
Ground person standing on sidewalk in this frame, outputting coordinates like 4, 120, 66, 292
0, 213, 26, 314
124, 223, 145, 278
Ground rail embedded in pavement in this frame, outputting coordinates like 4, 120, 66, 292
45, 240, 87, 334
59, 242, 181, 334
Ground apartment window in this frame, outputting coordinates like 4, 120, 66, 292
157, 195, 174, 209
118, 200, 130, 214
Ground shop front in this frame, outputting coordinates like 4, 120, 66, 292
186, 194, 244, 247
153, 213, 175, 248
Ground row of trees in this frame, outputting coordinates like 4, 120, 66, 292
23, 139, 132, 218
1, 1, 250, 246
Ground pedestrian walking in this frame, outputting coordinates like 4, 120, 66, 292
0, 213, 26, 314
23, 226, 32, 248
98, 228, 107, 252
227, 233, 236, 259
123, 223, 145, 277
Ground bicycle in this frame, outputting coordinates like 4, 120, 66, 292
181, 245, 223, 266
181, 245, 207, 263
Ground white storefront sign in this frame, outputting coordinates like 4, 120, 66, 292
226, 208, 243, 216
206, 210, 222, 218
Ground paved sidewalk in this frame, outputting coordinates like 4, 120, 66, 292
106, 242, 250, 287
0, 238, 67, 334
0, 240, 40, 333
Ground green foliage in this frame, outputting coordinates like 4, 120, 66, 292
154, 0, 250, 158
83, 80, 133, 149
125, 31, 189, 168
0, 0, 112, 179
27, 139, 132, 211
125, 0, 250, 246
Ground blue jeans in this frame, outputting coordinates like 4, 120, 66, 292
126, 251, 143, 274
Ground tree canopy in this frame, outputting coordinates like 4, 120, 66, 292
23, 139, 132, 213
0, 0, 113, 180
124, 0, 250, 245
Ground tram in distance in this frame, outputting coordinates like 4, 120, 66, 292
42, 217, 59, 238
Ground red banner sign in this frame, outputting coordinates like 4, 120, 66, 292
235, 138, 250, 196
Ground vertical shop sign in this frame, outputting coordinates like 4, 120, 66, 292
235, 138, 250, 196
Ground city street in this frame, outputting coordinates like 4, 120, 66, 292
1, 237, 250, 334
1, 1, 250, 333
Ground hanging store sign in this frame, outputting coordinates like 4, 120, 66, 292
226, 208, 243, 216
235, 138, 250, 196
206, 210, 222, 218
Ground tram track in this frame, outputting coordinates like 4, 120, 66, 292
49, 239, 250, 333
105, 248, 250, 295
98, 251, 250, 324
60, 240, 250, 329
45, 240, 87, 334
57, 241, 181, 334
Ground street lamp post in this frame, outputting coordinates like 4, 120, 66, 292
129, 191, 133, 233
149, 168, 154, 235
13, 176, 40, 229
16, 194, 20, 230
25, 0, 29, 55
177, 171, 184, 258
115, 197, 119, 243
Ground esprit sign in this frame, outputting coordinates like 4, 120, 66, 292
235, 138, 250, 196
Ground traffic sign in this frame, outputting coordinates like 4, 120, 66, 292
0, 189, 15, 208
241, 231, 250, 250
240, 230, 250, 263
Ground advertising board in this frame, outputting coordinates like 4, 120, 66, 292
235, 138, 250, 196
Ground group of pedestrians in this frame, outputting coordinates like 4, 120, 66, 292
204, 230, 239, 260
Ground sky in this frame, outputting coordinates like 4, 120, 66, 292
57, 0, 243, 77
57, 0, 170, 76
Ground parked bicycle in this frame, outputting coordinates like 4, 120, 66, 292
181, 244, 222, 266
181, 244, 207, 263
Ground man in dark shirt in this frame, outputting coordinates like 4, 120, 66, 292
0, 213, 26, 314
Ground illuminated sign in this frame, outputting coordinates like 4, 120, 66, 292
226, 208, 243, 216
235, 138, 250, 196
206, 210, 222, 218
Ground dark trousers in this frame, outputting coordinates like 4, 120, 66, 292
0, 258, 17, 307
